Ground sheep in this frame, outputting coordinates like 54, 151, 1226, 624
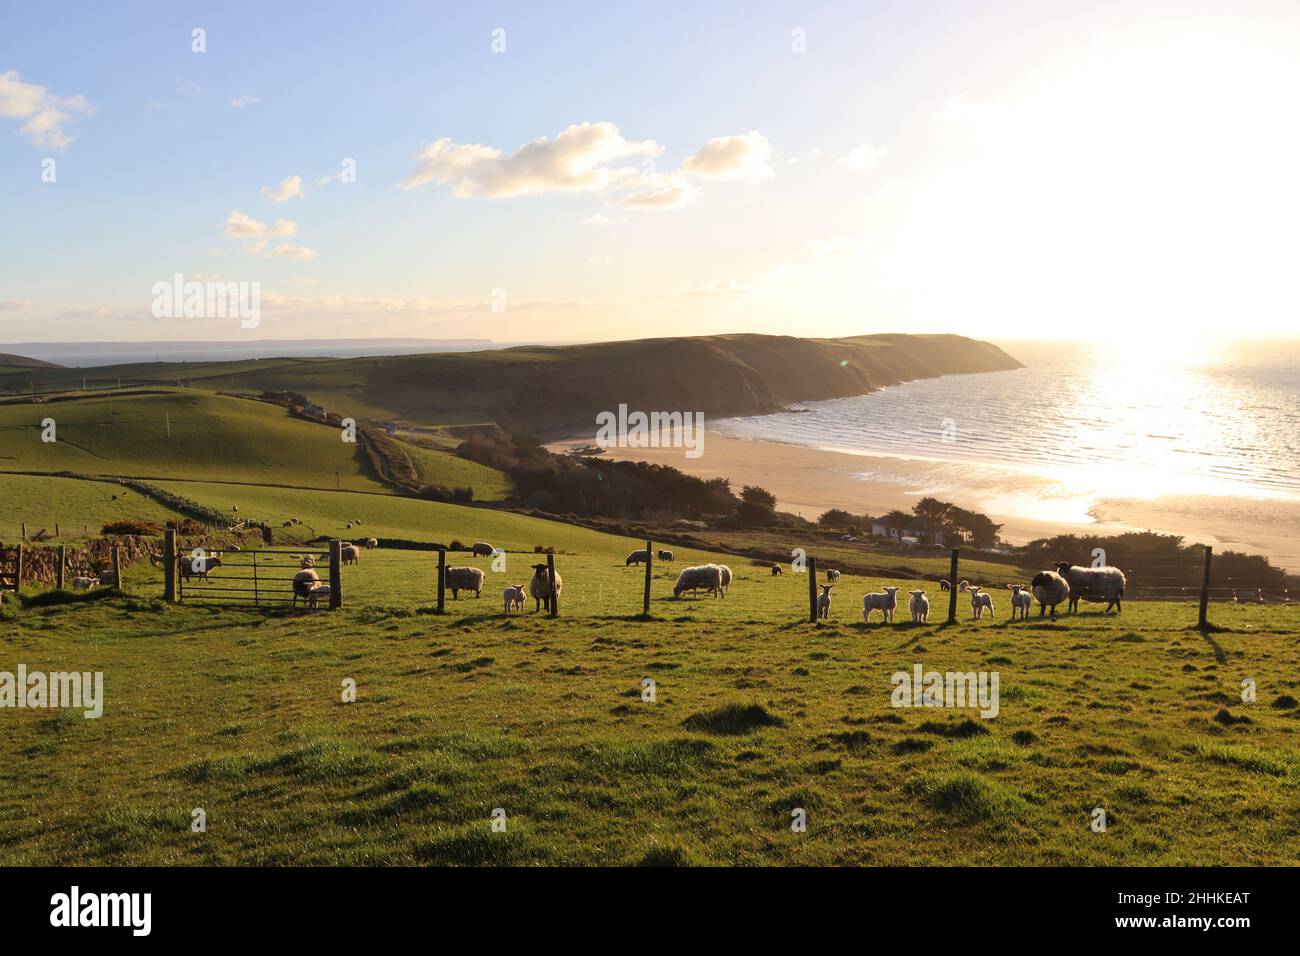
529, 563, 563, 612
503, 584, 526, 614
826, 569, 841, 582
673, 564, 722, 599
939, 579, 951, 591
909, 589, 929, 623
1008, 584, 1032, 621
472, 542, 496, 558
292, 568, 321, 605
307, 584, 331, 609
862, 587, 900, 623
771, 564, 783, 576
957, 580, 972, 592
341, 544, 360, 566
445, 566, 486, 600
1232, 588, 1264, 604
179, 555, 221, 581
817, 584, 833, 619
364, 537, 379, 550
300, 554, 316, 569
70, 576, 95, 591
657, 549, 675, 562
97, 570, 118, 587
1030, 570, 1070, 618
625, 549, 651, 566
1054, 563, 1126, 614
346, 522, 353, 530
969, 585, 995, 620
718, 564, 733, 596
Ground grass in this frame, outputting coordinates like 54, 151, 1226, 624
2, 490, 1298, 865
0, 474, 183, 543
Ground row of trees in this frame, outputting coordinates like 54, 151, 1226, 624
818, 496, 1004, 549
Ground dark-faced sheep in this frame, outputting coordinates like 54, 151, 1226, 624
529, 563, 562, 612
1030, 570, 1070, 617
656, 549, 675, 562
179, 555, 221, 582
1054, 563, 1126, 613
472, 542, 496, 558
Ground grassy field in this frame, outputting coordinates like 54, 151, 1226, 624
0, 474, 183, 543
1, 502, 1297, 866
0, 388, 510, 501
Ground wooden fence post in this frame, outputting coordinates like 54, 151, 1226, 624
56, 545, 65, 590
329, 539, 342, 610
643, 538, 652, 616
55, 522, 60, 539
546, 552, 558, 618
21, 522, 26, 541
15, 544, 22, 595
436, 549, 446, 613
163, 529, 176, 602
1198, 545, 1213, 629
808, 556, 818, 623
947, 549, 960, 624
112, 546, 122, 592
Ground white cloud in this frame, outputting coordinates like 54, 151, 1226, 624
837, 144, 886, 172
680, 131, 773, 183
261, 175, 304, 203
230, 94, 262, 108
604, 172, 699, 210
400, 121, 663, 196
0, 70, 93, 148
224, 210, 298, 239
0, 298, 32, 311
268, 243, 316, 260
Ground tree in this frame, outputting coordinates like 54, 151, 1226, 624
882, 510, 912, 532
741, 485, 777, 511
818, 508, 854, 528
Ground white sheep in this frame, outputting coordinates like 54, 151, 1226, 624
307, 583, 331, 609
909, 589, 929, 623
445, 566, 486, 599
827, 569, 841, 582
471, 542, 496, 558
97, 570, 118, 587
1054, 563, 1126, 614
957, 580, 972, 592
969, 585, 994, 620
771, 564, 783, 576
625, 549, 651, 566
364, 537, 378, 550
718, 564, 733, 596
657, 549, 675, 562
1008, 584, 1032, 620
673, 564, 722, 599
862, 586, 900, 623
817, 584, 833, 619
292, 568, 321, 605
503, 584, 526, 614
70, 576, 95, 591
1030, 570, 1070, 618
528, 563, 562, 612
939, 578, 951, 591
341, 544, 360, 566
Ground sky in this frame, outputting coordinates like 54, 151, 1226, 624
2, 0, 1299, 347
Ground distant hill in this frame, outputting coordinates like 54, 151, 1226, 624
0, 353, 61, 369
2, 332, 1022, 435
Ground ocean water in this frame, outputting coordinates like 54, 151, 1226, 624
713, 339, 1300, 522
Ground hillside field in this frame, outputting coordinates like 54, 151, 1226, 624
1, 496, 1297, 866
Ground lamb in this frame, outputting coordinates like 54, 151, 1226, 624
862, 586, 900, 623
472, 542, 496, 558
71, 576, 95, 591
503, 584, 526, 614
529, 563, 562, 612
341, 544, 360, 566
1030, 570, 1070, 618
826, 569, 841, 582
625, 549, 651, 566
1008, 584, 1032, 621
909, 589, 929, 623
771, 564, 783, 576
300, 554, 316, 569
673, 564, 722, 599
307, 584, 331, 609
179, 555, 221, 581
657, 549, 675, 562
817, 584, 833, 619
1054, 563, 1126, 614
445, 566, 486, 599
718, 564, 733, 596
969, 585, 995, 620
364, 537, 379, 550
292, 568, 321, 605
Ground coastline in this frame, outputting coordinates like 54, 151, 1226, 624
546, 429, 1300, 568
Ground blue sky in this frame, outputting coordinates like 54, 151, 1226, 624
3, 1, 1298, 345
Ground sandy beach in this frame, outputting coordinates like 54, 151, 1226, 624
547, 430, 1300, 568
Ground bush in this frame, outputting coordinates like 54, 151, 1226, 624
448, 539, 466, 552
